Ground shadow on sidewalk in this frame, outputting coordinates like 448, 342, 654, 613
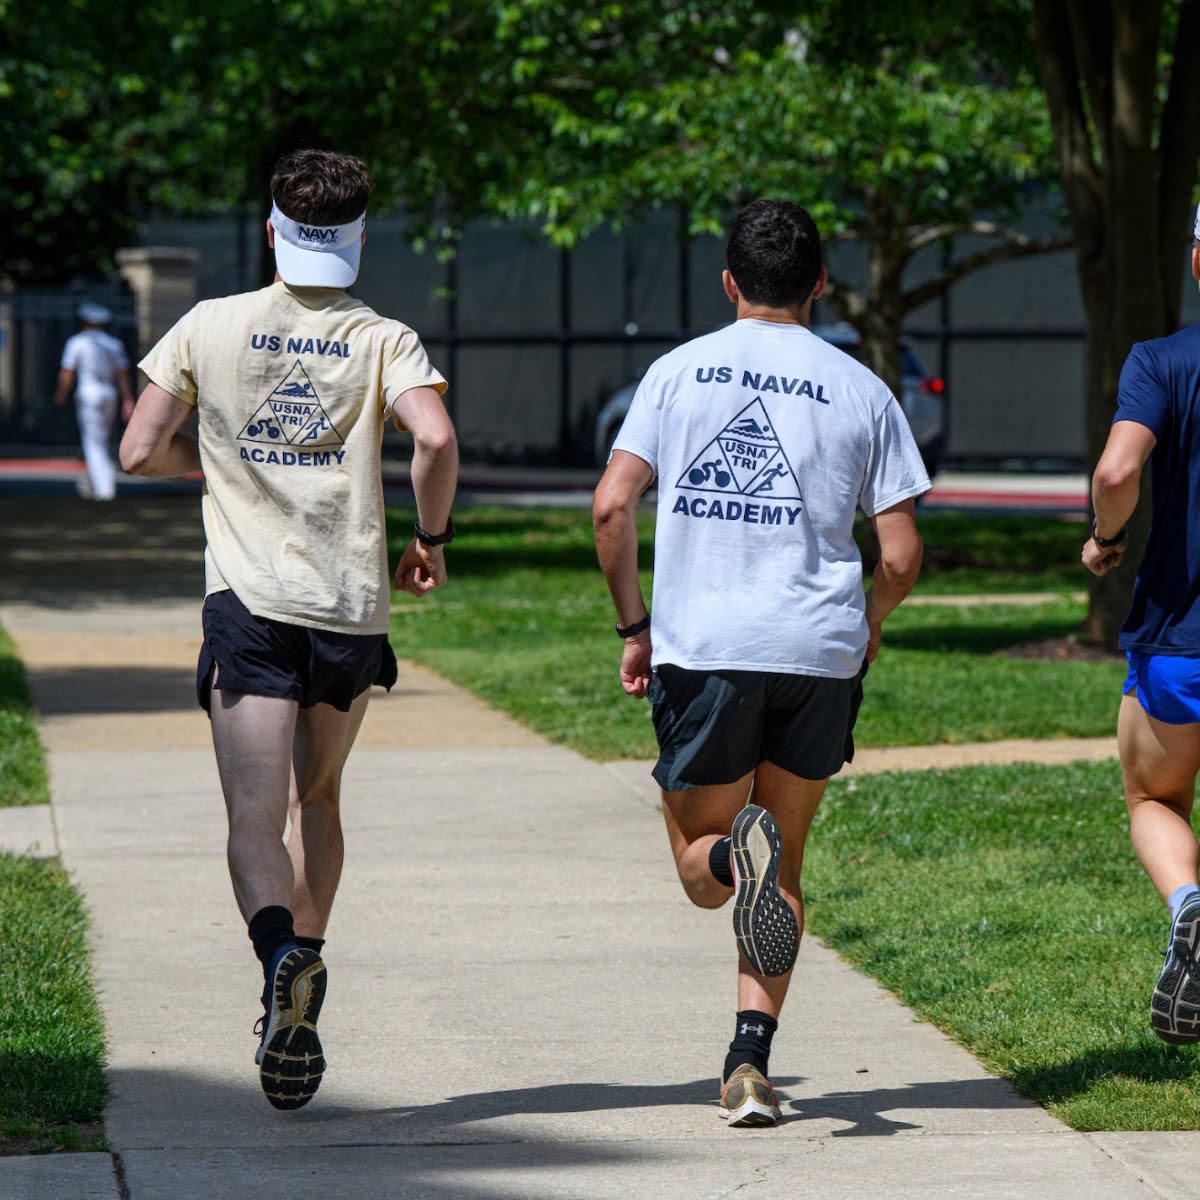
783, 1076, 1031, 1135
320, 1074, 1029, 1136
106, 1067, 1039, 1147
27, 665, 197, 716
0, 494, 205, 608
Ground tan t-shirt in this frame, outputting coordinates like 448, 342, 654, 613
140, 282, 446, 634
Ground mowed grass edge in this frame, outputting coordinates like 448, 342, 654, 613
0, 622, 108, 1154
807, 761, 1196, 1131
0, 624, 49, 808
385, 506, 1123, 758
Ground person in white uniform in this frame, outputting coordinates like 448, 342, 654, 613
594, 198, 928, 1127
54, 303, 135, 500
120, 149, 458, 1111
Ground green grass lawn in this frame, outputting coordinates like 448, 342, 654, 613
0, 622, 107, 1154
387, 506, 1119, 758
807, 761, 1196, 1131
0, 853, 108, 1153
385, 506, 1198, 1131
0, 625, 49, 808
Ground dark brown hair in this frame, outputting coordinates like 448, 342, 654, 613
271, 149, 373, 225
726, 199, 822, 310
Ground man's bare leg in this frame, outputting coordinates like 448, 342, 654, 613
1118, 694, 1200, 902
661, 761, 829, 1124
735, 761, 828, 1017
660, 762, 828, 1018
210, 690, 299, 919
287, 689, 371, 938
660, 772, 753, 908
1118, 693, 1200, 1044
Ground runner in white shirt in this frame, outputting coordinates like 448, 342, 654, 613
594, 199, 928, 1127
53, 303, 135, 500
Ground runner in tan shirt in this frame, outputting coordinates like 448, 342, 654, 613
120, 149, 458, 1110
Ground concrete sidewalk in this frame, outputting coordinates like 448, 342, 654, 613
0, 494, 1190, 1199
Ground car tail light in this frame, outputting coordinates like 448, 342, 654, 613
921, 378, 945, 395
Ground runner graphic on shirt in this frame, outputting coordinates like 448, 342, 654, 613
237, 361, 345, 448
676, 398, 802, 501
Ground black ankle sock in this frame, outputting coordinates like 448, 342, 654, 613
723, 1009, 778, 1080
295, 935, 325, 955
709, 836, 734, 888
247, 905, 296, 979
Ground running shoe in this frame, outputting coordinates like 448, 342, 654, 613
255, 947, 328, 1109
718, 1063, 781, 1127
731, 804, 799, 977
1151, 892, 1200, 1045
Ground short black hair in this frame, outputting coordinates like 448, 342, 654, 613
271, 149, 373, 225
726, 199, 822, 310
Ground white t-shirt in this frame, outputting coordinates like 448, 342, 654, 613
613, 318, 930, 678
140, 282, 446, 635
61, 329, 128, 403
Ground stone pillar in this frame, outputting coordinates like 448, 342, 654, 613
115, 247, 201, 360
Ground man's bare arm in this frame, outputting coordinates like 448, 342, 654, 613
593, 450, 655, 697
863, 498, 922, 662
390, 385, 458, 596
1082, 420, 1156, 576
119, 383, 201, 477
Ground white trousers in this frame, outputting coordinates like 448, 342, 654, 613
76, 392, 118, 500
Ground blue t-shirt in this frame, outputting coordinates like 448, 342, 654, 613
1116, 324, 1200, 654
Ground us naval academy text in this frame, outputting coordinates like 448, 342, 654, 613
250, 334, 351, 357
671, 497, 803, 525
695, 366, 829, 403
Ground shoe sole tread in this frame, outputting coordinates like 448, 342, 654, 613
731, 806, 799, 978
259, 949, 327, 1110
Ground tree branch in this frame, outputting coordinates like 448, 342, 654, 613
1031, 0, 1105, 258
907, 220, 1065, 255
901, 234, 1075, 313
820, 275, 867, 325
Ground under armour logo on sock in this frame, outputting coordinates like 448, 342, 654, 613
740, 1022, 765, 1037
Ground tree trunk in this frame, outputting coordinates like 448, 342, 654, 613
1031, 0, 1198, 650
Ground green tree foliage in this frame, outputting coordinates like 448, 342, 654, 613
0, 0, 771, 284
0, 0, 158, 283
491, 34, 1066, 390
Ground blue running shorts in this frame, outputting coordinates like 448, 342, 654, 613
1124, 651, 1200, 725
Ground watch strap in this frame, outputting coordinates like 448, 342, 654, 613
414, 516, 455, 547
615, 614, 651, 638
1090, 518, 1127, 548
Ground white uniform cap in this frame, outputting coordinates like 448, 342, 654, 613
270, 203, 366, 287
77, 302, 112, 324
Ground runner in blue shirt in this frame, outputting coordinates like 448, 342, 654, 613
1083, 203, 1200, 1045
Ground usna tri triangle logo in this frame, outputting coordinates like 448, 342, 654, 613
237, 361, 345, 448
676, 398, 802, 501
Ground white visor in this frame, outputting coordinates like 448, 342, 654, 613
270, 203, 366, 287
1195, 202, 1200, 240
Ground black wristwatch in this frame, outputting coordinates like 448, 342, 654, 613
1090, 518, 1127, 548
414, 516, 455, 547
615, 614, 651, 638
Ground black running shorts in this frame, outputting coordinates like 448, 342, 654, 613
648, 662, 867, 790
197, 588, 398, 714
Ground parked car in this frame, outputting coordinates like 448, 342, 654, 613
593, 321, 947, 478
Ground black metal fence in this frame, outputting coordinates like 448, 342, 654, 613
0, 286, 137, 451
